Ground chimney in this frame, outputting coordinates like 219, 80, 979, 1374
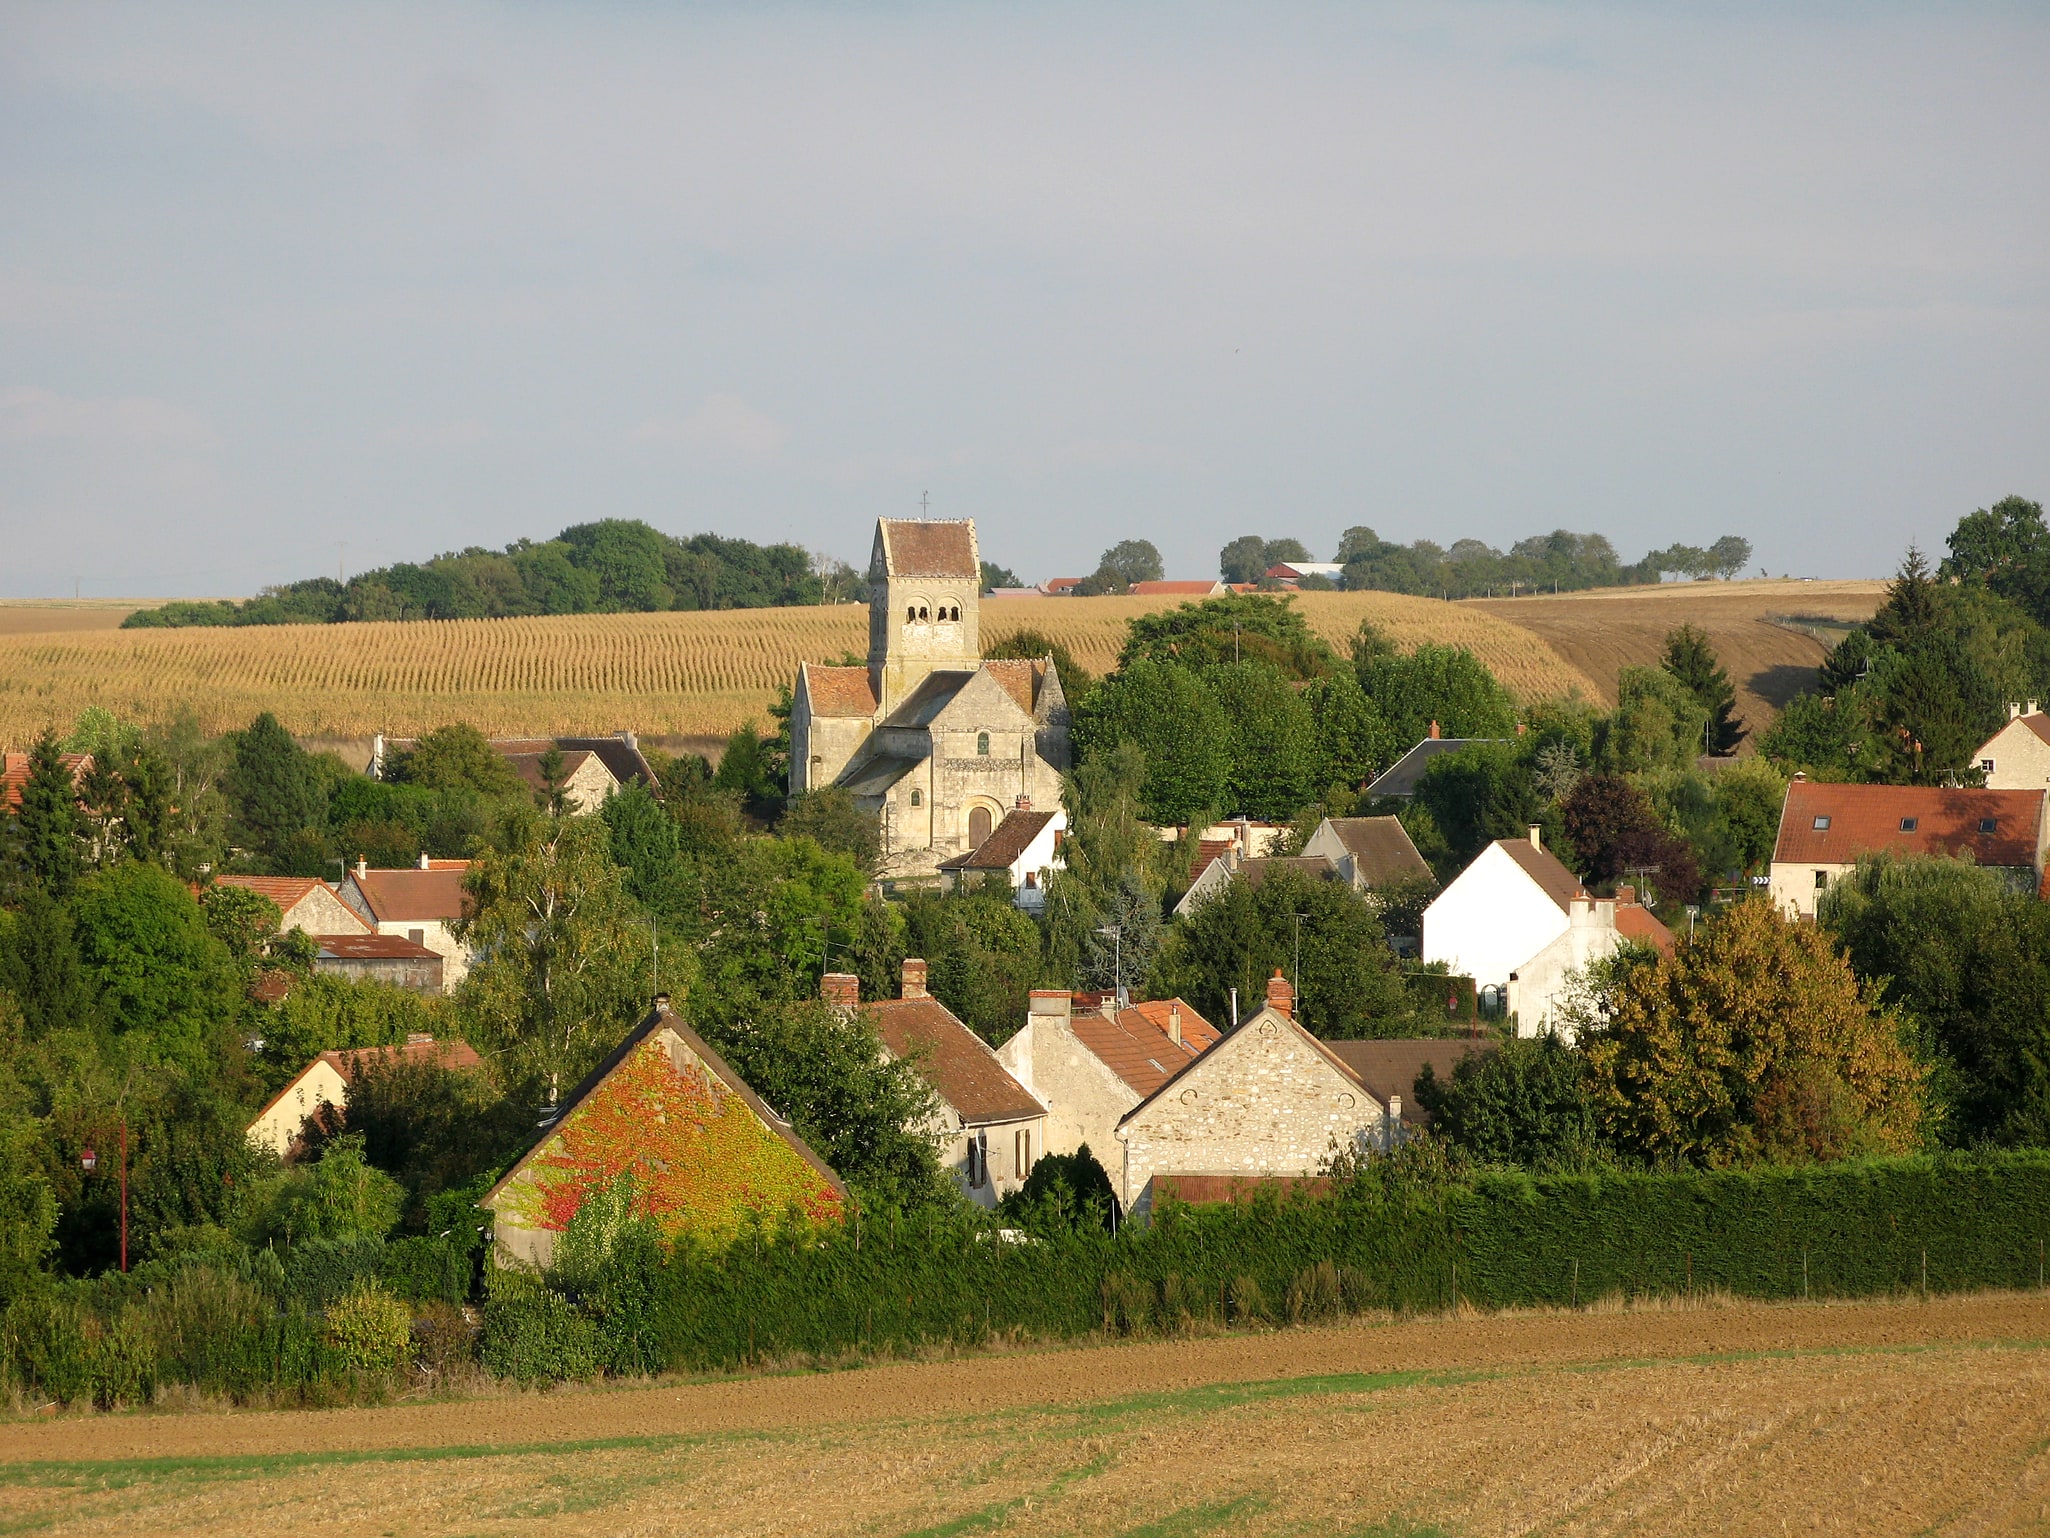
1617, 884, 1636, 906
620, 729, 638, 748
418, 851, 431, 870
2032, 701, 2041, 718
1265, 969, 1294, 1022
1388, 1093, 1403, 1124
1167, 1002, 1182, 1045
1028, 989, 1072, 1021
1428, 719, 1441, 740
2012, 703, 2024, 721
653, 992, 672, 1013
1528, 824, 1542, 851
900, 958, 929, 1000
355, 856, 367, 879
821, 972, 860, 1010
1015, 793, 1031, 811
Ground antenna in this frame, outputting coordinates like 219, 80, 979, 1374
338, 541, 347, 584
920, 490, 930, 515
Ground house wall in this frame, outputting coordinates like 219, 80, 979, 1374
279, 885, 370, 936
246, 1059, 349, 1158
1505, 900, 1621, 1040
1009, 815, 1066, 911
564, 756, 618, 813
997, 1003, 1138, 1163
373, 918, 468, 989
1768, 861, 1850, 920
938, 1112, 1045, 1207
1114, 1009, 1385, 1214
1978, 718, 2050, 790
1422, 843, 1571, 988
313, 953, 446, 993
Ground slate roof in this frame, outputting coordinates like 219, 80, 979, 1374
802, 664, 880, 718
1772, 781, 2045, 869
865, 997, 1046, 1125
381, 735, 656, 789
839, 753, 920, 797
937, 809, 1057, 872
1236, 855, 1342, 890
346, 865, 471, 923
1494, 837, 1588, 912
1365, 738, 1509, 798
1319, 817, 1432, 885
1322, 1039, 1493, 1125
878, 519, 978, 578
502, 749, 601, 796
314, 933, 442, 962
1069, 999, 1220, 1098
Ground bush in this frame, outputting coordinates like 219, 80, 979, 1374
143, 1265, 272, 1397
379, 1236, 470, 1306
480, 1269, 604, 1385
323, 1284, 411, 1377
286, 1235, 384, 1310
409, 1302, 478, 1382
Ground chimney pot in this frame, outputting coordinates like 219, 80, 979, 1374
355, 856, 367, 879
1617, 884, 1636, 905
1388, 1093, 1403, 1122
2013, 703, 2024, 721
2032, 701, 2041, 717
1015, 793, 1031, 811
1428, 719, 1441, 740
900, 958, 929, 1000
821, 972, 860, 1009
653, 992, 671, 1011
1529, 824, 1543, 851
418, 851, 430, 870
1265, 969, 1294, 1022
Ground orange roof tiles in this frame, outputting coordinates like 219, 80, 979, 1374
1069, 998, 1218, 1097
879, 520, 979, 578
1127, 580, 1225, 596
866, 997, 1045, 1125
346, 865, 471, 923
1, 751, 90, 813
213, 875, 328, 910
1615, 903, 1676, 955
802, 664, 880, 718
979, 658, 1040, 715
1773, 781, 2045, 869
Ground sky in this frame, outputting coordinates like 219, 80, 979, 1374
2, 2, 2047, 598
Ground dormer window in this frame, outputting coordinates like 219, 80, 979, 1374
1812, 815, 1831, 830
1898, 817, 1918, 832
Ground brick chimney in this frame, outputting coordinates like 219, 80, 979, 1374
1015, 793, 1031, 811
900, 958, 929, 1000
821, 972, 859, 1010
1428, 719, 1441, 740
1617, 884, 1636, 906
1265, 969, 1294, 1021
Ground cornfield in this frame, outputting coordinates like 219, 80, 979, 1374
0, 594, 1601, 746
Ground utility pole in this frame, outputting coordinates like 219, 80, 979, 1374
920, 490, 930, 515
1096, 924, 1124, 1009
1291, 912, 1308, 1029
339, 541, 347, 584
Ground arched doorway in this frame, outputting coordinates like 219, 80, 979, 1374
968, 804, 994, 849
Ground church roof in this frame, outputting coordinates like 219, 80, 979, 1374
840, 753, 921, 797
880, 670, 981, 727
877, 519, 978, 579
802, 664, 879, 718
980, 658, 1042, 715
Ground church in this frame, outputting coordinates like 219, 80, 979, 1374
789, 518, 1070, 879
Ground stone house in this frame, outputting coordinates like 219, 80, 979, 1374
1113, 974, 1391, 1217
935, 805, 1066, 911
1299, 816, 1433, 894
1767, 778, 2049, 920
789, 519, 1070, 880
997, 990, 1219, 1177
210, 875, 371, 936
480, 997, 846, 1269
1974, 705, 2050, 790
833, 963, 1047, 1207
247, 1035, 480, 1159
1, 751, 90, 813
311, 932, 447, 993
1322, 1038, 1494, 1134
370, 731, 656, 814
337, 856, 474, 989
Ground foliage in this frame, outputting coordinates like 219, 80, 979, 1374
1209, 661, 1324, 820
686, 834, 865, 1022
1413, 1037, 1600, 1170
998, 1144, 1117, 1234
72, 862, 243, 1072
982, 626, 1092, 695
386, 722, 524, 798
1661, 624, 1744, 753
1117, 594, 1336, 680
902, 886, 1043, 1044
199, 882, 284, 969
0, 887, 96, 1040
1580, 900, 1925, 1167
1070, 658, 1232, 824
778, 787, 881, 875
1597, 666, 1710, 773
1352, 626, 1518, 748
1336, 526, 1704, 597
1412, 742, 1545, 872
228, 713, 323, 862
238, 1137, 406, 1247
322, 1282, 411, 1376
1083, 539, 1165, 593
1561, 773, 1702, 903
1219, 535, 1311, 585
320, 1050, 528, 1233
11, 728, 81, 898
255, 975, 452, 1089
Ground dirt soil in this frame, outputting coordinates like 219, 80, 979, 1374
1473, 578, 1887, 736
6, 1292, 2049, 1536
0, 601, 149, 636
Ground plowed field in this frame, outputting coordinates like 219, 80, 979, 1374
4, 1292, 2046, 1536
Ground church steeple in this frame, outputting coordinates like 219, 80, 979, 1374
869, 518, 981, 714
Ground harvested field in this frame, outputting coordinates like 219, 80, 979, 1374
0, 593, 1599, 745
4, 1292, 2047, 1536
0, 600, 147, 636
1471, 578, 1887, 737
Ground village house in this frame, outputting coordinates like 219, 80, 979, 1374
1172, 853, 1345, 919
1263, 562, 1344, 588
1041, 577, 1085, 596
209, 875, 370, 936
1298, 816, 1433, 894
1973, 704, 2050, 790
1113, 974, 1391, 1216
1127, 579, 1229, 597
1, 750, 90, 813
997, 990, 1220, 1170
1423, 826, 1673, 1031
1767, 778, 2050, 920
789, 519, 1071, 880
337, 855, 474, 989
832, 963, 1047, 1207
480, 997, 846, 1268
1322, 1038, 1494, 1134
246, 1035, 480, 1159
1364, 729, 1513, 799
370, 731, 655, 814
935, 802, 1066, 911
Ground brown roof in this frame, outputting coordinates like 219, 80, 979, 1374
939, 809, 1057, 871
314, 933, 442, 961
1128, 580, 1224, 596
1773, 781, 2045, 869
2017, 714, 2050, 749
319, 1037, 482, 1081
1237, 855, 1341, 890
347, 865, 471, 923
1494, 837, 1588, 912
1188, 838, 1233, 880
879, 519, 979, 578
502, 749, 599, 795
1322, 1039, 1493, 1125
382, 736, 656, 788
802, 664, 879, 718
1070, 998, 1220, 1097
1616, 903, 1676, 955
979, 658, 1041, 715
1, 751, 90, 813
1321, 817, 1432, 885
213, 875, 327, 910
865, 997, 1045, 1125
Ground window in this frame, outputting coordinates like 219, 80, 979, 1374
1981, 817, 1998, 834
1899, 817, 1918, 832
1983, 759, 1997, 773
967, 1130, 987, 1188
1024, 871, 1038, 889
910, 788, 922, 807
918, 605, 929, 620
408, 928, 425, 944
1814, 870, 1829, 890
906, 605, 916, 622
976, 731, 990, 756
1812, 815, 1831, 830
1014, 1128, 1032, 1178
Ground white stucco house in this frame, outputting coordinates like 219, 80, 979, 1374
1503, 886, 1672, 1040
936, 805, 1066, 911
337, 856, 475, 991
1975, 705, 2050, 790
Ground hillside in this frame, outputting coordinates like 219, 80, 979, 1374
0, 584, 1874, 748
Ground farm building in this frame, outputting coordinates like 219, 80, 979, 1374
310, 932, 446, 993
1767, 778, 2049, 920
337, 856, 474, 989
481, 997, 846, 1268
247, 1035, 480, 1159
209, 874, 370, 936
789, 519, 1071, 880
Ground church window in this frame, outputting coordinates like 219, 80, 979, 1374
910, 788, 923, 806
976, 731, 990, 756
918, 605, 929, 620
906, 605, 917, 622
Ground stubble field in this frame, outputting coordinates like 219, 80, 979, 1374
0, 581, 1883, 747
2, 1291, 2046, 1537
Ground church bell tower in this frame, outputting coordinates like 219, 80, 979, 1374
868, 518, 982, 714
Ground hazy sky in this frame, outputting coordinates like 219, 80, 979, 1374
3, 3, 2047, 597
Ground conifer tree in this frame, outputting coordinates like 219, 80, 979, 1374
227, 712, 319, 860
14, 728, 81, 897
1660, 624, 1745, 754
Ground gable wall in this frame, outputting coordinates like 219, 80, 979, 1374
1422, 843, 1572, 988
997, 1012, 1138, 1167
247, 1059, 349, 1159
281, 884, 371, 936
1980, 719, 2050, 791
565, 756, 619, 813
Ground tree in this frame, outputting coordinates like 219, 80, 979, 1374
1661, 625, 1744, 753
386, 723, 522, 797
1077, 870, 1163, 1001
1413, 1035, 1600, 1169
979, 559, 1023, 591
904, 885, 1044, 1042
256, 974, 453, 1091
228, 713, 322, 860
1209, 662, 1323, 820
712, 720, 782, 816
1579, 900, 1925, 1166
1040, 742, 1168, 987
71, 863, 244, 1073
13, 729, 81, 897
983, 628, 1092, 695
198, 883, 285, 970
455, 816, 656, 1107
686, 834, 867, 1024
1219, 535, 1272, 585
1305, 666, 1396, 792
1413, 743, 1545, 871
1708, 536, 1753, 580
1118, 594, 1336, 681
599, 781, 683, 911
1561, 773, 1702, 903
778, 787, 881, 876
1097, 539, 1164, 586
0, 888, 95, 1039
533, 746, 572, 816
1353, 628, 1518, 747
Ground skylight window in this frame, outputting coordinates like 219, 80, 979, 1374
1812, 815, 1831, 830
1899, 817, 1918, 832
1981, 817, 1999, 834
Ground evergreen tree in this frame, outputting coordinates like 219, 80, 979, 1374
13, 728, 81, 898
1660, 624, 1745, 754
0, 887, 96, 1038
228, 713, 320, 860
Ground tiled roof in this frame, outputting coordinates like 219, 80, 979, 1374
1772, 781, 2045, 868
1189, 838, 1233, 880
1128, 580, 1225, 596
1364, 738, 1508, 798
1322, 1039, 1492, 1124
1, 751, 90, 813
314, 933, 441, 961
382, 736, 655, 787
347, 865, 471, 923
1237, 855, 1341, 890
879, 519, 979, 578
1494, 838, 1588, 912
1070, 998, 1219, 1097
939, 809, 1056, 871
502, 749, 600, 795
213, 875, 326, 910
319, 1037, 482, 1081
1320, 817, 1432, 885
1120, 1004, 1379, 1128
979, 658, 1041, 715
866, 997, 1046, 1125
1615, 903, 1676, 955
2025, 715, 2050, 749
802, 664, 879, 718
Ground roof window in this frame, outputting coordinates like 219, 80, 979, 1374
1812, 815, 1831, 831
1898, 817, 1918, 832
1981, 817, 1998, 834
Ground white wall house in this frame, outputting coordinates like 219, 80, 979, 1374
337, 858, 474, 990
1422, 829, 1586, 994
1505, 890, 1672, 1041
936, 806, 1066, 911
1974, 706, 2050, 790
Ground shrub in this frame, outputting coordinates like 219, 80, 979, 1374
480, 1269, 604, 1385
1101, 1271, 1154, 1337
144, 1264, 271, 1397
1285, 1260, 1342, 1325
323, 1284, 411, 1377
90, 1310, 158, 1408
409, 1302, 478, 1382
286, 1235, 384, 1310
379, 1236, 470, 1307
1226, 1274, 1269, 1326
2, 1292, 93, 1404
